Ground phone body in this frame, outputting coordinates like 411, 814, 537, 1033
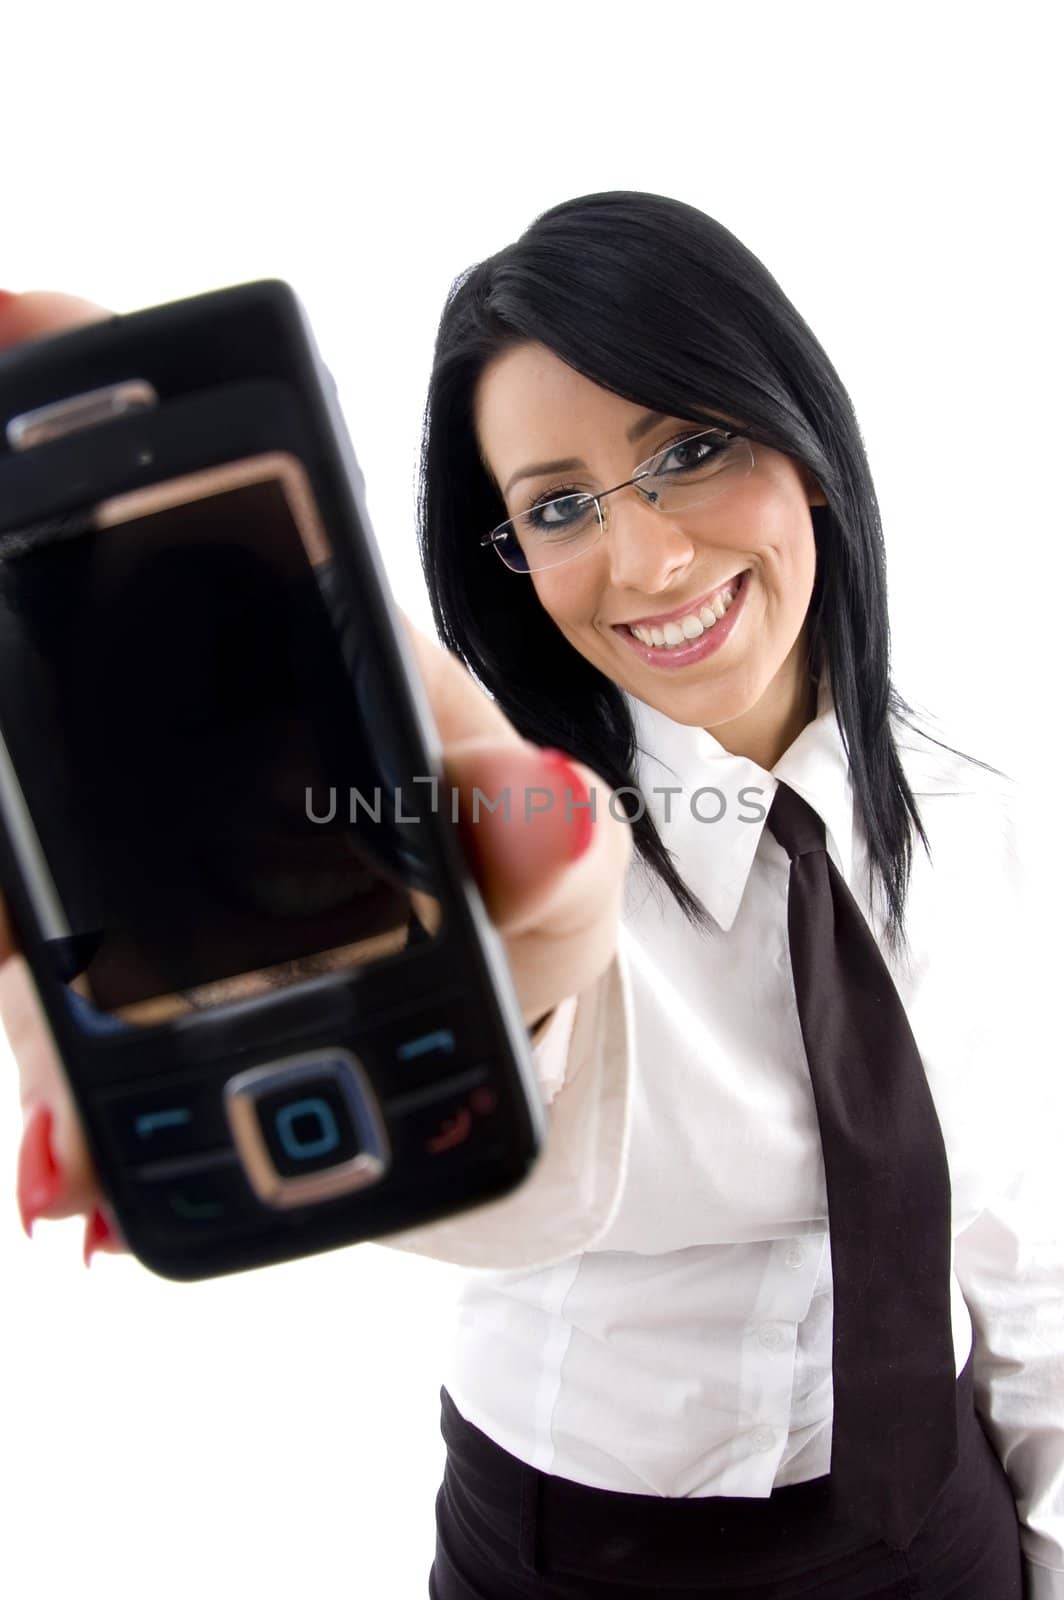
0, 280, 546, 1282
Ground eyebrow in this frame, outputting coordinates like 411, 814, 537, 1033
502, 409, 673, 498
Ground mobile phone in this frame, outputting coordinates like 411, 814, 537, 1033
0, 280, 546, 1281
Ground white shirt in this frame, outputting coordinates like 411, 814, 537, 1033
382, 671, 1064, 1599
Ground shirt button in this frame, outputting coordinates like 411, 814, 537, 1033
783, 1243, 805, 1270
752, 1427, 775, 1453
758, 1324, 784, 1351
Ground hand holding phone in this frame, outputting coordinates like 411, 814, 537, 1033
1, 289, 632, 1273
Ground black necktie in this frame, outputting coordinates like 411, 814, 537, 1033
765, 779, 958, 1551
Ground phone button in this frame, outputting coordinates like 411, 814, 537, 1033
389, 1068, 504, 1165
396, 1028, 456, 1064
255, 1079, 360, 1178
98, 1080, 230, 1166
131, 1155, 263, 1237
225, 1049, 390, 1209
382, 1016, 463, 1075
365, 994, 498, 1093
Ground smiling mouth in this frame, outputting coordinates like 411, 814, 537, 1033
611, 568, 750, 646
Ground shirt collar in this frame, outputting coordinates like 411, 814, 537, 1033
622, 668, 855, 932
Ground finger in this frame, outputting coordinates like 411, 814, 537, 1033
1, 291, 123, 1235
0, 291, 113, 351
1, 954, 103, 1218
395, 615, 633, 1013
444, 738, 596, 923
83, 1205, 128, 1263
398, 609, 524, 752
442, 737, 633, 1023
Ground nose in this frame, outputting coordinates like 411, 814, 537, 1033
602, 485, 695, 592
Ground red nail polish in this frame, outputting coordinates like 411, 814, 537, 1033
539, 748, 595, 862
83, 1207, 115, 1268
17, 1103, 63, 1237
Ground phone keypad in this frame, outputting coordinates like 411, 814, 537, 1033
97, 996, 516, 1239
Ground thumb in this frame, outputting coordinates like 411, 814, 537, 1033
0, 291, 114, 349
444, 738, 600, 935
441, 736, 631, 1027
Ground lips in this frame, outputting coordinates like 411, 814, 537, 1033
613, 568, 750, 632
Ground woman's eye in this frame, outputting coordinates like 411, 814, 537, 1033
657, 435, 725, 474
527, 493, 591, 533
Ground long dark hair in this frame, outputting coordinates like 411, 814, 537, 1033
416, 190, 1005, 960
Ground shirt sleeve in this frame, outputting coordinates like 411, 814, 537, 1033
950, 775, 1064, 1598
372, 935, 634, 1271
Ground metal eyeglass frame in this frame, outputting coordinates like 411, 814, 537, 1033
479, 425, 751, 575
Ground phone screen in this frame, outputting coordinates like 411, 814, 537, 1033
0, 452, 445, 1029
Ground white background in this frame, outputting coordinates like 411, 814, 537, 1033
1, 3, 1059, 1596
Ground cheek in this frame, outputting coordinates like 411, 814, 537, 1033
531, 569, 596, 627
742, 483, 818, 585
781, 517, 818, 591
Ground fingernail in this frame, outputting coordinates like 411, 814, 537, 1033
17, 1103, 63, 1238
538, 749, 595, 862
83, 1207, 115, 1268
0, 290, 17, 308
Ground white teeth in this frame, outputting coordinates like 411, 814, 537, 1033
630, 582, 739, 650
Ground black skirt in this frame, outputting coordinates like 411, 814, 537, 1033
429, 1349, 1024, 1598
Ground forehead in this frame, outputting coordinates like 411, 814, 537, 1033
474, 341, 643, 454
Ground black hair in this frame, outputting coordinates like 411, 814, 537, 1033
416, 190, 1006, 960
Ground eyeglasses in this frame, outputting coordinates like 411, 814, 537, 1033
480, 426, 756, 575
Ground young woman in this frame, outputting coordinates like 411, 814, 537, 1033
389, 192, 1062, 1599
5, 194, 1061, 1600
